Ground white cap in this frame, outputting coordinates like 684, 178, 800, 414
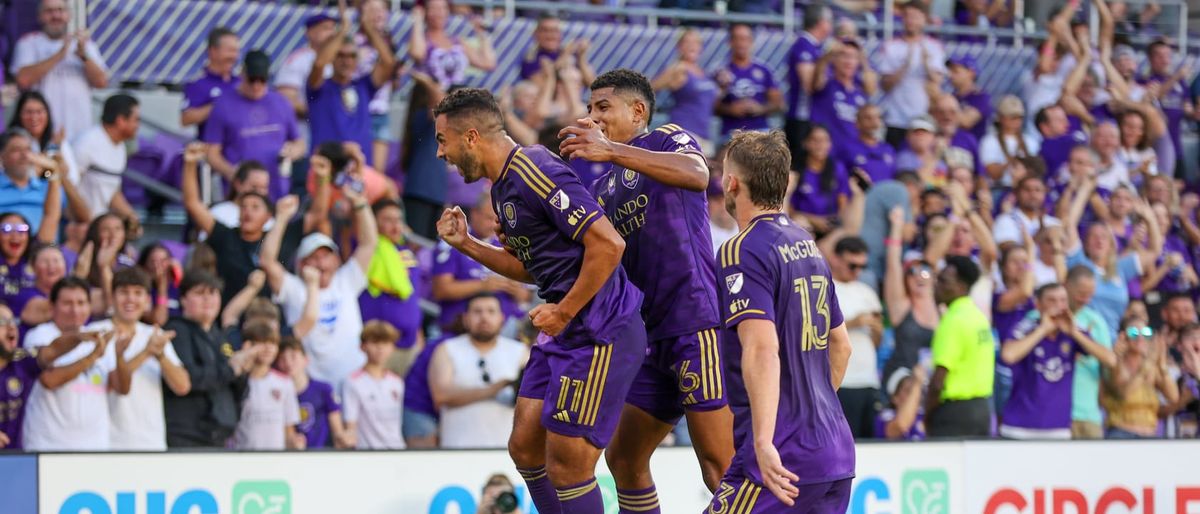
296, 233, 339, 264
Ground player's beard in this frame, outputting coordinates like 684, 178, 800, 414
459, 152, 485, 183
724, 193, 737, 219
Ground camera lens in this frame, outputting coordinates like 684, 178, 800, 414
495, 491, 519, 513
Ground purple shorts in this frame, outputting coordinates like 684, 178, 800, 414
626, 328, 728, 423
518, 318, 647, 448
704, 475, 852, 514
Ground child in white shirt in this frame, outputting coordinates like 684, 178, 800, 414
234, 319, 302, 450
342, 320, 405, 449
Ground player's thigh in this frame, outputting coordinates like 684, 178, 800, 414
684, 406, 734, 460
658, 328, 728, 415
606, 404, 676, 472
509, 396, 548, 465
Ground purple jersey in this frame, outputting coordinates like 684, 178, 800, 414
785, 32, 823, 121
307, 76, 380, 159
519, 47, 559, 80
716, 61, 777, 136
403, 338, 441, 418
0, 353, 40, 449
718, 213, 854, 485
669, 70, 719, 141
875, 408, 925, 441
296, 378, 340, 448
568, 157, 610, 189
202, 90, 300, 200
957, 89, 993, 141
360, 241, 426, 349
810, 78, 867, 144
991, 294, 1034, 343
1002, 313, 1084, 430
1155, 235, 1194, 294
1041, 129, 1090, 191
948, 129, 984, 176
836, 136, 897, 183
591, 125, 719, 341
789, 162, 849, 218
0, 260, 35, 314
181, 69, 240, 134
1140, 72, 1188, 163
492, 145, 643, 343
430, 238, 524, 331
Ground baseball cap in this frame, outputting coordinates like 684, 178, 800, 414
305, 13, 337, 29
908, 114, 935, 132
244, 50, 271, 81
946, 55, 978, 75
296, 233, 339, 263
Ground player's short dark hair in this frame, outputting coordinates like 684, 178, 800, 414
943, 255, 980, 288
432, 88, 505, 135
242, 318, 279, 345
590, 68, 655, 126
101, 93, 139, 125
834, 236, 869, 256
315, 141, 350, 174
1065, 264, 1095, 285
1035, 282, 1064, 301
50, 276, 90, 304
112, 267, 152, 292
179, 269, 224, 297
207, 27, 237, 49
725, 130, 790, 210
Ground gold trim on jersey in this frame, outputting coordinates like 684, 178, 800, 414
655, 123, 683, 134
513, 151, 557, 197
719, 218, 765, 267
725, 309, 766, 325
572, 211, 599, 240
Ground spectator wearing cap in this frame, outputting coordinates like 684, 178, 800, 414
180, 27, 241, 133
810, 39, 877, 147
979, 95, 1040, 191
204, 50, 306, 200
878, 363, 926, 441
947, 55, 991, 142
999, 283, 1115, 440
1064, 265, 1114, 440
306, 7, 395, 162
163, 271, 257, 448
836, 105, 896, 184
875, 1, 945, 148
826, 236, 883, 438
895, 115, 947, 186
1139, 41, 1192, 179
260, 190, 377, 388
73, 93, 140, 221
12, 0, 109, 139
714, 23, 783, 140
783, 4, 833, 169
276, 14, 337, 117
926, 255, 993, 437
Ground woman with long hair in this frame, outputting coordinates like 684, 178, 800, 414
408, 0, 496, 90
979, 95, 1039, 190
1101, 316, 1179, 439
652, 29, 718, 152
7, 91, 79, 183
786, 125, 848, 236
138, 243, 182, 326
1116, 110, 1157, 187
72, 213, 136, 316
881, 207, 939, 395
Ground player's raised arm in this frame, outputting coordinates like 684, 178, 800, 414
559, 118, 709, 191
437, 207, 535, 284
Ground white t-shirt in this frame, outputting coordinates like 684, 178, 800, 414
1116, 146, 1157, 179
87, 320, 182, 451
833, 279, 883, 389
992, 210, 1062, 246
72, 125, 127, 218
874, 36, 947, 127
1022, 71, 1064, 128
12, 32, 109, 139
1096, 157, 1132, 191
201, 201, 274, 241
979, 133, 1042, 168
22, 322, 116, 451
1032, 258, 1060, 287
235, 370, 300, 450
342, 370, 405, 449
275, 260, 369, 386
438, 335, 526, 449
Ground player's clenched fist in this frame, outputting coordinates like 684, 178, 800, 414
529, 303, 572, 337
437, 207, 470, 249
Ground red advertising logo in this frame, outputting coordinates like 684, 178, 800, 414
983, 486, 1200, 514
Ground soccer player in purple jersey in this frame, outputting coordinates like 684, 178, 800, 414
433, 88, 647, 514
558, 69, 733, 512
708, 130, 855, 513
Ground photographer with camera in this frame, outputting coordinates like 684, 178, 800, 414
478, 474, 521, 514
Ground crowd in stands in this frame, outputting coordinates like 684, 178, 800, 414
0, 0, 1199, 454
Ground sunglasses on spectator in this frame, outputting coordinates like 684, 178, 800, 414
478, 358, 491, 384
1125, 326, 1153, 340
0, 223, 30, 234
847, 262, 867, 272
247, 77, 268, 84
908, 265, 933, 279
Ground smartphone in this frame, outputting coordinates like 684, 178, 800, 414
852, 168, 872, 192
335, 173, 365, 195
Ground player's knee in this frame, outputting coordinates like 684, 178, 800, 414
603, 444, 646, 479
508, 435, 539, 468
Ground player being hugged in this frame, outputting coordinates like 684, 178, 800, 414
708, 130, 855, 513
559, 68, 733, 511
434, 88, 647, 514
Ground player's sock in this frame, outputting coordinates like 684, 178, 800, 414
556, 477, 604, 514
617, 485, 661, 514
517, 466, 562, 514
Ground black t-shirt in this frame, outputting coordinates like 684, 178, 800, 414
207, 221, 302, 305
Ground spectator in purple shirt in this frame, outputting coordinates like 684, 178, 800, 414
878, 364, 926, 441
788, 125, 849, 235
306, 11, 395, 160
275, 337, 353, 449
954, 0, 1013, 43
518, 14, 595, 85
784, 4, 833, 169
358, 198, 428, 375
180, 27, 241, 132
811, 40, 878, 146
714, 23, 783, 140
947, 55, 992, 141
1139, 40, 1193, 178
203, 50, 305, 200
652, 29, 719, 151
836, 104, 897, 183
930, 94, 983, 177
